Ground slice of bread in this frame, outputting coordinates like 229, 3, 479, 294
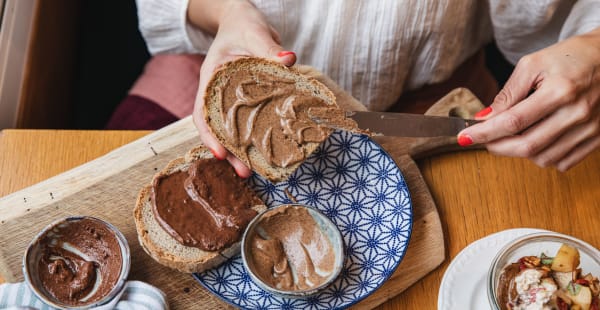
203, 57, 338, 182
134, 146, 266, 273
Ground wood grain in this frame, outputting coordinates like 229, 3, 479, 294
1, 129, 599, 309
0, 117, 444, 309
380, 151, 600, 309
0, 130, 150, 197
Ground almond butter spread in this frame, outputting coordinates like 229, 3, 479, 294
307, 107, 363, 133
37, 218, 122, 306
151, 158, 262, 251
247, 205, 336, 291
220, 71, 334, 168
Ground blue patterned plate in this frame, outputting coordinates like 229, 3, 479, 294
193, 131, 413, 309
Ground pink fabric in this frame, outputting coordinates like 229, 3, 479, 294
106, 95, 178, 130
128, 54, 204, 118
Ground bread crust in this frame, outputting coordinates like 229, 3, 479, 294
133, 146, 265, 273
203, 57, 337, 182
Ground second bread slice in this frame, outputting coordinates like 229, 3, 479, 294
134, 146, 266, 273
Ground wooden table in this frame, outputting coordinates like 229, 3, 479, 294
1, 129, 599, 309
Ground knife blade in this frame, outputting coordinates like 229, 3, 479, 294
310, 110, 481, 137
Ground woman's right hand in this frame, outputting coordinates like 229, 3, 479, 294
188, 0, 296, 178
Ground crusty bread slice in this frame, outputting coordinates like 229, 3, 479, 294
133, 146, 266, 273
203, 57, 338, 182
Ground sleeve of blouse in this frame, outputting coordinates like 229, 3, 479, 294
559, 0, 600, 39
489, 0, 600, 65
135, 0, 214, 55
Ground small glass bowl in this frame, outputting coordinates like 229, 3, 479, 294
241, 204, 345, 298
488, 232, 600, 309
22, 216, 131, 309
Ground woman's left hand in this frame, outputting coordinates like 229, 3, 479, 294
458, 27, 600, 171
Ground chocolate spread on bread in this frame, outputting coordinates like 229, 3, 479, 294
247, 205, 335, 291
151, 158, 261, 251
37, 218, 122, 306
220, 71, 333, 168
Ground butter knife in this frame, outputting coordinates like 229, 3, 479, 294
310, 110, 481, 137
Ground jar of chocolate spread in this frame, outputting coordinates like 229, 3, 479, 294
23, 216, 130, 309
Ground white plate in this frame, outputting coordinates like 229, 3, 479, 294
438, 228, 547, 310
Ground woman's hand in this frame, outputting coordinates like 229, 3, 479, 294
458, 27, 600, 171
189, 0, 296, 177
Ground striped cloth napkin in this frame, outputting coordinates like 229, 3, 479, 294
0, 281, 168, 310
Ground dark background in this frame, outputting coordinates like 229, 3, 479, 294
70, 0, 150, 129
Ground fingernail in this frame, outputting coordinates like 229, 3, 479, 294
277, 51, 295, 57
234, 167, 249, 179
474, 106, 492, 118
457, 135, 473, 147
209, 148, 225, 160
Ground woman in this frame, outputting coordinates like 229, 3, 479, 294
126, 0, 600, 176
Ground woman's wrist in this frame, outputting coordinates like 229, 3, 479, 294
187, 0, 251, 36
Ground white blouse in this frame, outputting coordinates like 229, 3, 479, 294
135, 0, 600, 111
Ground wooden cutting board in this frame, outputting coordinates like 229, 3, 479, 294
0, 87, 483, 309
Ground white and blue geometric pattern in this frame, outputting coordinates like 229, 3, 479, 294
193, 131, 413, 309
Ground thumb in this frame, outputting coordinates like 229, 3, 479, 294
246, 29, 296, 67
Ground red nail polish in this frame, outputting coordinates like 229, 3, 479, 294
475, 106, 493, 118
457, 135, 473, 147
277, 51, 295, 57
209, 148, 225, 160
